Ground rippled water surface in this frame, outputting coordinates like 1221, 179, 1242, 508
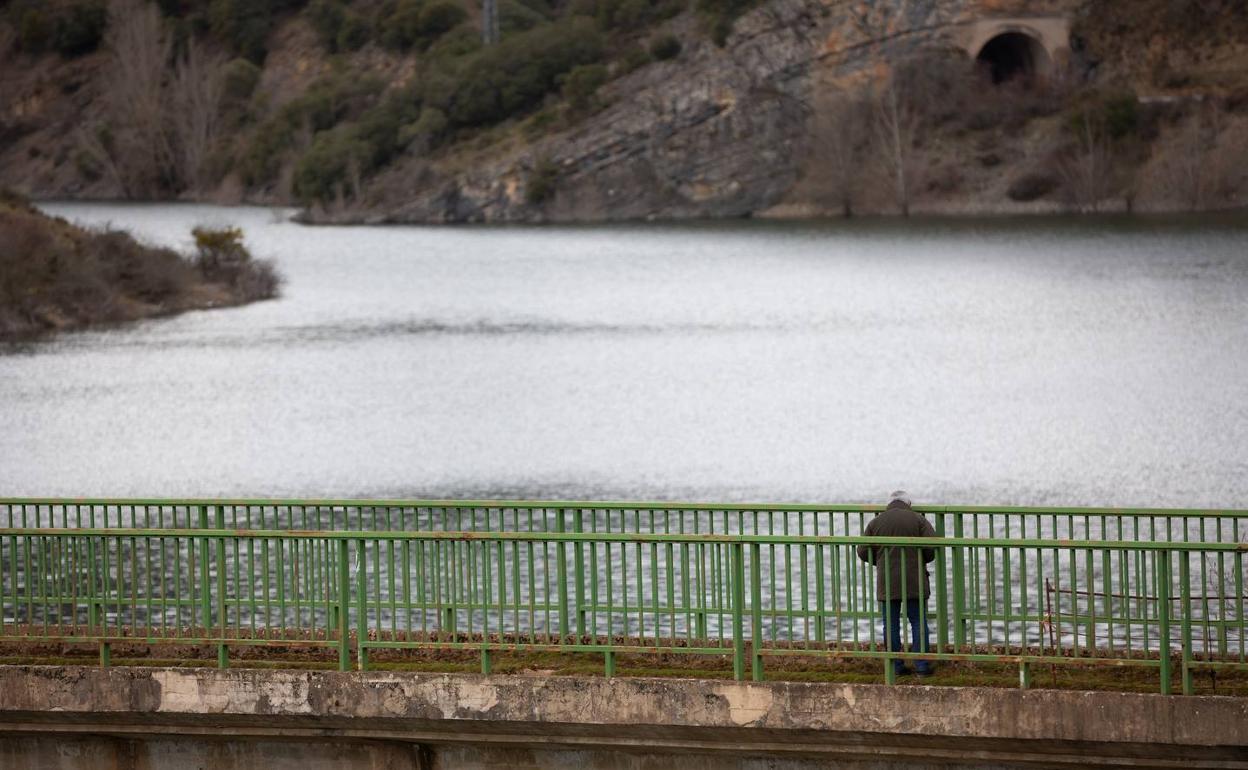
2, 203, 1247, 506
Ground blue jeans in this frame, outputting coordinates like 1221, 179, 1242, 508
881, 599, 931, 674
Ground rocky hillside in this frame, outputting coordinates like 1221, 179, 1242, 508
1, 0, 1246, 222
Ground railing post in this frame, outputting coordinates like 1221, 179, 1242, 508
750, 542, 763, 682
814, 543, 826, 643
556, 510, 569, 640
338, 538, 351, 672
934, 511, 949, 652
1180, 550, 1194, 696
952, 515, 966, 649
573, 509, 586, 639
357, 539, 369, 671
197, 506, 210, 635
214, 506, 227, 669
87, 535, 99, 633
1157, 550, 1172, 695
732, 542, 745, 681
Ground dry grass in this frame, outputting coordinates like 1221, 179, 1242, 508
4, 636, 1244, 697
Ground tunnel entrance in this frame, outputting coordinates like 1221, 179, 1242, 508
976, 32, 1049, 84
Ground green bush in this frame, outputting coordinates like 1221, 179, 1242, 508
222, 57, 262, 102
1069, 91, 1140, 141
499, 0, 545, 34
306, 0, 345, 50
561, 62, 608, 112
292, 130, 371, 202
424, 22, 480, 60
525, 157, 559, 204
382, 0, 467, 50
191, 225, 280, 300
617, 45, 651, 74
53, 1, 107, 58
208, 0, 274, 63
648, 33, 679, 60
336, 12, 370, 51
16, 8, 51, 54
444, 17, 604, 129
399, 107, 449, 151
418, 1, 468, 40
238, 74, 380, 187
697, 0, 757, 46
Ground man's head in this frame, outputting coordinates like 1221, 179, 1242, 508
887, 490, 912, 507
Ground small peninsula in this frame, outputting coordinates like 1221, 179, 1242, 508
0, 192, 280, 340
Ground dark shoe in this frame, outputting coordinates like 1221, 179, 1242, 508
914, 666, 935, 678
893, 666, 912, 677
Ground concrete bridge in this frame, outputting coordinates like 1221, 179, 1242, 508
1, 667, 1245, 770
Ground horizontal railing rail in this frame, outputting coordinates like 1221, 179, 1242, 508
1, 524, 1243, 694
3, 498, 1246, 544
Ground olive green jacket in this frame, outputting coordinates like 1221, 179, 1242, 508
856, 501, 938, 600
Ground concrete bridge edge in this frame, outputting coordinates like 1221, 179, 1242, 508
0, 667, 1245, 769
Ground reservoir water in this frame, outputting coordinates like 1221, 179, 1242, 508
2, 203, 1246, 507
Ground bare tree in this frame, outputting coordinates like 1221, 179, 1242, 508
1057, 117, 1119, 213
808, 90, 868, 217
171, 39, 227, 193
88, 0, 174, 198
872, 69, 921, 216
1156, 102, 1226, 211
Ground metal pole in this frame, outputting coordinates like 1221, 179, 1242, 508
952, 515, 966, 648
338, 538, 350, 672
751, 542, 763, 681
215, 506, 227, 669
1157, 551, 1172, 695
732, 543, 745, 681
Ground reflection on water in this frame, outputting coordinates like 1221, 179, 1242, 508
1, 204, 1247, 506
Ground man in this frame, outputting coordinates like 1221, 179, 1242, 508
856, 491, 937, 677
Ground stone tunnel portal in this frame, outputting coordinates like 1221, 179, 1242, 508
976, 31, 1051, 84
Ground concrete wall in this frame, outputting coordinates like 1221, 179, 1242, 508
0, 667, 1245, 770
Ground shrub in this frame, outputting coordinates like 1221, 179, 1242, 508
697, 0, 757, 46
562, 62, 608, 112
445, 17, 604, 129
419, 1, 469, 39
399, 107, 449, 152
336, 12, 370, 51
208, 0, 274, 63
1069, 91, 1140, 141
291, 130, 371, 202
53, 1, 107, 58
307, 0, 345, 50
383, 0, 468, 50
191, 225, 280, 299
499, 0, 545, 34
222, 57, 262, 103
16, 8, 51, 53
648, 33, 679, 61
617, 45, 651, 75
525, 157, 559, 204
1007, 172, 1058, 202
424, 23, 480, 60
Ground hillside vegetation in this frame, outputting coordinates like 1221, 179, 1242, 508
0, 0, 1246, 219
0, 0, 741, 206
0, 192, 279, 339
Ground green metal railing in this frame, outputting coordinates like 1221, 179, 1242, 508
1, 499, 1245, 694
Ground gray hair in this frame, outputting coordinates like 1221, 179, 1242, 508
888, 490, 912, 506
